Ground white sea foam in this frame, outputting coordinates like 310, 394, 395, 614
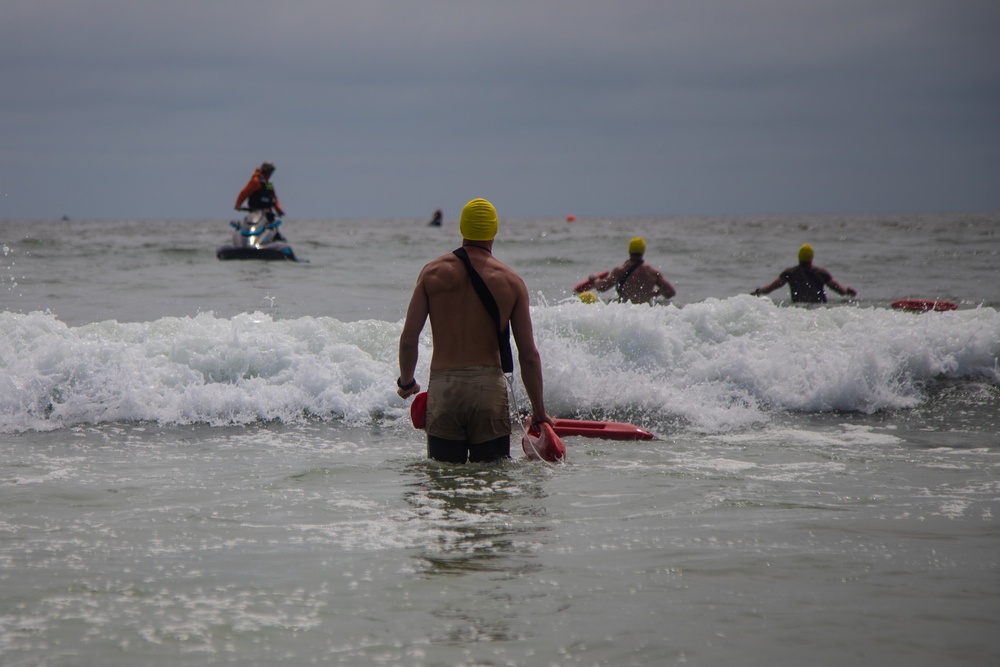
1, 299, 998, 434
533, 297, 1000, 431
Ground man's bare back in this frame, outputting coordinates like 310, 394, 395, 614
396, 199, 552, 448
600, 261, 675, 304
417, 245, 526, 370
589, 237, 676, 304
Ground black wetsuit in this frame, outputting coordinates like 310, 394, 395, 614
779, 264, 834, 303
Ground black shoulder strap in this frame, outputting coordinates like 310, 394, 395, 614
452, 248, 514, 373
616, 259, 644, 299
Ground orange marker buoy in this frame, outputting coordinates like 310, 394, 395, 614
566, 215, 576, 222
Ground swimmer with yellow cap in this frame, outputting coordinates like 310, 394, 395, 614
576, 236, 676, 305
752, 243, 857, 303
459, 198, 498, 242
396, 196, 556, 463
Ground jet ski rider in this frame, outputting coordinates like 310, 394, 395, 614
235, 161, 286, 238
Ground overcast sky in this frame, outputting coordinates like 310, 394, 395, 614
2, 0, 998, 220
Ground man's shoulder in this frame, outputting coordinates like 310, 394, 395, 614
609, 262, 629, 276
452, 254, 522, 301
492, 255, 526, 278
812, 265, 833, 279
420, 252, 462, 276
423, 249, 520, 278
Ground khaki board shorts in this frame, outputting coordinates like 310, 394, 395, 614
426, 367, 511, 444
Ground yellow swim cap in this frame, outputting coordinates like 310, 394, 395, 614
628, 237, 646, 255
798, 244, 814, 263
459, 198, 498, 241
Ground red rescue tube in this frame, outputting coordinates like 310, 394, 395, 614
410, 391, 428, 429
574, 271, 609, 294
891, 298, 958, 312
521, 422, 567, 462
527, 417, 655, 441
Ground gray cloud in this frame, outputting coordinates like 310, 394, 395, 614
2, 0, 998, 219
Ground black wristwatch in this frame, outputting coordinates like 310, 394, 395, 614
397, 377, 417, 390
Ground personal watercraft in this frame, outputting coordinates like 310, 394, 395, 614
216, 211, 299, 261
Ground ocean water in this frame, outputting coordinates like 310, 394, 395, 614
1, 213, 998, 666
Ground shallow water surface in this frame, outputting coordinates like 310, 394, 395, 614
1, 213, 998, 665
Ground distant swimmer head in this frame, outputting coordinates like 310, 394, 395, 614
798, 243, 814, 263
628, 236, 646, 255
460, 198, 498, 241
260, 162, 276, 175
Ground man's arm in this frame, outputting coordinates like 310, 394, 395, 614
234, 178, 258, 210
397, 276, 429, 399
509, 279, 554, 426
753, 275, 786, 296
655, 271, 676, 299
591, 267, 623, 293
826, 277, 857, 297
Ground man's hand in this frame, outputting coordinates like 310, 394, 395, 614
532, 411, 555, 428
396, 378, 421, 399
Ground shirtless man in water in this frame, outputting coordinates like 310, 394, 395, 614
396, 198, 554, 463
587, 237, 677, 304
752, 244, 857, 303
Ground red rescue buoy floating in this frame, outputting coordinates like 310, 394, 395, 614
527, 417, 655, 441
566, 215, 576, 222
891, 298, 958, 312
